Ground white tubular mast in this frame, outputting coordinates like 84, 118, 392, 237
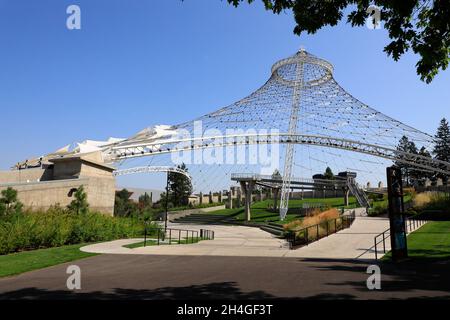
279, 49, 305, 220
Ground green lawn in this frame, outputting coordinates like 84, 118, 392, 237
202, 208, 244, 216
236, 197, 358, 224
0, 244, 97, 278
383, 221, 450, 261
201, 197, 357, 225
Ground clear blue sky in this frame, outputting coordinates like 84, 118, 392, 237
1, 0, 449, 188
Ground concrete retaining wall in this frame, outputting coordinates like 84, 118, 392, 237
0, 177, 115, 215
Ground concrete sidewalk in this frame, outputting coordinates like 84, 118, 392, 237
81, 214, 393, 260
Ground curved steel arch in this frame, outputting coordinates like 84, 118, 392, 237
105, 133, 450, 176
113, 166, 192, 180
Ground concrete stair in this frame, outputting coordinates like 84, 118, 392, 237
172, 214, 237, 225
259, 222, 285, 237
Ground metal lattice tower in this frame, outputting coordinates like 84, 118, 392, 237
31, 50, 450, 220
279, 49, 306, 220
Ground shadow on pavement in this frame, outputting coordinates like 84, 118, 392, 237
301, 257, 450, 296
0, 282, 274, 300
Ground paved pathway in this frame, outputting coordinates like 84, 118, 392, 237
81, 211, 392, 260
1, 254, 449, 300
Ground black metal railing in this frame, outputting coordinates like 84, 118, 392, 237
143, 226, 215, 247
373, 214, 428, 260
286, 210, 356, 249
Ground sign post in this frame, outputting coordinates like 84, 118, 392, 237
386, 166, 408, 261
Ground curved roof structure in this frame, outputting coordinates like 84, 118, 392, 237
22, 50, 450, 197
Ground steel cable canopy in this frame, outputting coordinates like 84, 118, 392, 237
76, 50, 448, 207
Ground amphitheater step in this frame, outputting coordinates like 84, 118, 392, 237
259, 225, 285, 237
172, 213, 238, 225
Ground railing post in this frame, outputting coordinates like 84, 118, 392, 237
326, 221, 329, 236
374, 238, 378, 260
157, 228, 160, 245
169, 229, 172, 245
383, 232, 386, 253
305, 227, 309, 245
144, 224, 147, 247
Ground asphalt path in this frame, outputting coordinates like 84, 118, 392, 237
1, 254, 449, 300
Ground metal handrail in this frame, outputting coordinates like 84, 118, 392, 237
286, 210, 356, 249
143, 226, 215, 247
373, 213, 428, 259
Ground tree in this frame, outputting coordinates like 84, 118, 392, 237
168, 163, 193, 207
272, 169, 282, 180
114, 189, 138, 217
0, 187, 23, 216
395, 136, 419, 186
138, 192, 152, 210
433, 118, 450, 182
324, 167, 335, 180
67, 186, 89, 215
416, 146, 433, 185
226, 0, 450, 83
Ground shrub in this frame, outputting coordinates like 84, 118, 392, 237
0, 187, 23, 217
0, 207, 159, 255
67, 186, 89, 215
284, 208, 346, 244
283, 208, 340, 231
412, 192, 434, 208
368, 193, 384, 201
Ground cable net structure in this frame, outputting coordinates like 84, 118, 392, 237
22, 50, 450, 219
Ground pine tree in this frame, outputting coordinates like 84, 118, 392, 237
168, 163, 192, 207
272, 169, 282, 180
433, 118, 450, 182
114, 189, 138, 217
395, 136, 419, 186
138, 192, 152, 210
67, 186, 89, 215
0, 187, 23, 216
324, 167, 334, 180
416, 146, 433, 185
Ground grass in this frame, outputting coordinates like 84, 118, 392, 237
369, 194, 413, 216
196, 197, 358, 225
383, 221, 450, 262
123, 237, 206, 249
201, 208, 244, 216
235, 197, 357, 225
0, 243, 97, 278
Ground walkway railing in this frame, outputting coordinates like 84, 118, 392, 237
143, 226, 215, 247
286, 210, 356, 249
373, 214, 428, 260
